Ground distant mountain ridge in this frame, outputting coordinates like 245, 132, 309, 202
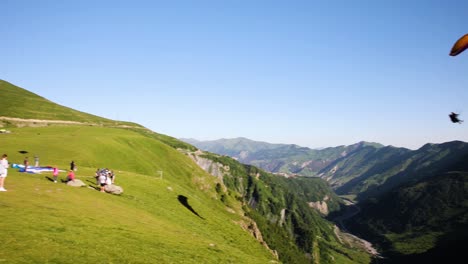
180, 137, 288, 159
319, 140, 468, 199
183, 137, 468, 201
180, 137, 385, 177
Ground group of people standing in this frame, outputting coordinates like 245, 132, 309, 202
22, 155, 40, 172
95, 168, 116, 192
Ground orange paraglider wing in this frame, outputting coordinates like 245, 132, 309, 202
450, 34, 468, 56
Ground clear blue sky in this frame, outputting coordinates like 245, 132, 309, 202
2, 0, 467, 149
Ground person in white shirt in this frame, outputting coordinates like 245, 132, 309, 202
0, 154, 10, 191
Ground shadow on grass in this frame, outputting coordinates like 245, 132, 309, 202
45, 176, 68, 184
45, 176, 56, 182
86, 179, 100, 191
177, 195, 205, 220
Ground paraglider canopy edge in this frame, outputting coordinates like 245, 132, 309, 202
449, 34, 468, 56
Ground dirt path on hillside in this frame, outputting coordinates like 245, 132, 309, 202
0, 116, 85, 124
0, 116, 145, 129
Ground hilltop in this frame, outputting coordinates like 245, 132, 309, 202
0, 80, 141, 128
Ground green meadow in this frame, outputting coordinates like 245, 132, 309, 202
0, 80, 137, 127
0, 126, 276, 263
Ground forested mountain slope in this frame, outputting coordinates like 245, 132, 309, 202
318, 141, 468, 200
347, 171, 468, 263
187, 151, 372, 263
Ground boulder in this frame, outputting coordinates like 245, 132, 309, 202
66, 179, 86, 187
104, 184, 123, 195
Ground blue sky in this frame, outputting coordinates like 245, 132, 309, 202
2, 0, 468, 149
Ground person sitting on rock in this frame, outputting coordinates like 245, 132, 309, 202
66, 170, 75, 182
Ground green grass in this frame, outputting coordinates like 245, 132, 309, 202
0, 79, 139, 127
0, 126, 276, 263
385, 231, 443, 255
1, 126, 189, 178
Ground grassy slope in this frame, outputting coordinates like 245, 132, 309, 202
0, 126, 275, 263
0, 79, 139, 127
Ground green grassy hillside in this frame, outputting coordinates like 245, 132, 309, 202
0, 79, 139, 127
0, 126, 276, 263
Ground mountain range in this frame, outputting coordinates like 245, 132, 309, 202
182, 136, 468, 262
181, 137, 385, 177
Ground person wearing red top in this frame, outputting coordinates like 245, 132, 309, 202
66, 170, 75, 182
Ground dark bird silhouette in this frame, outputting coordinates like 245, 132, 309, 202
449, 112, 463, 124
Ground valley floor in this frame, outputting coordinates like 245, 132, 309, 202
332, 202, 381, 258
